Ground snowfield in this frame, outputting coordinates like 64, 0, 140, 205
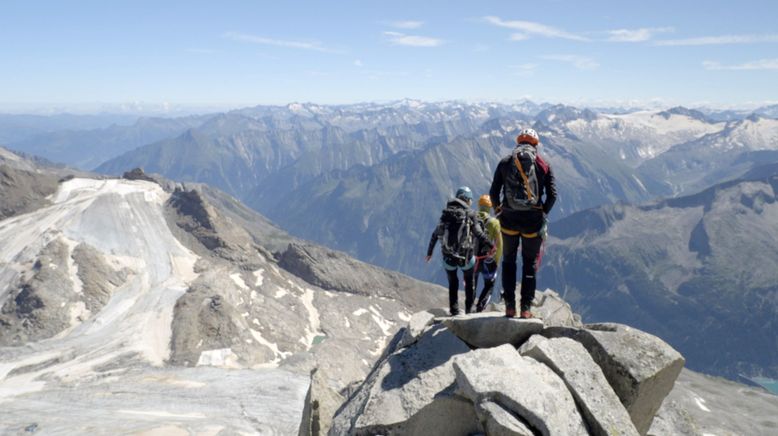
0, 178, 198, 373
0, 178, 307, 434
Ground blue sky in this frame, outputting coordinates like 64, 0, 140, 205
2, 0, 778, 111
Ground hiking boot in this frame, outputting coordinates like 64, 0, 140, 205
475, 301, 486, 313
520, 310, 534, 319
450, 307, 461, 317
505, 307, 516, 318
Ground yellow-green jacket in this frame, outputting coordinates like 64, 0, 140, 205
477, 210, 502, 264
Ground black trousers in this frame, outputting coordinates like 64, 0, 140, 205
475, 260, 499, 308
501, 233, 543, 311
446, 267, 475, 313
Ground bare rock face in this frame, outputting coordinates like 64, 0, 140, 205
1, 239, 76, 345
396, 310, 436, 349
522, 337, 639, 436
475, 401, 534, 436
0, 163, 59, 220
517, 334, 548, 355
532, 289, 583, 328
649, 369, 778, 436
278, 242, 444, 307
165, 186, 265, 267
453, 344, 589, 435
71, 243, 129, 312
442, 312, 544, 348
329, 324, 474, 435
543, 323, 685, 435
299, 368, 344, 436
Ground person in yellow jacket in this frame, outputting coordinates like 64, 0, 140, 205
474, 195, 503, 312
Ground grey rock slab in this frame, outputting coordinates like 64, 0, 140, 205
453, 344, 588, 436
0, 238, 77, 345
442, 312, 543, 348
476, 401, 534, 436
397, 310, 436, 349
329, 324, 471, 435
517, 334, 548, 355
543, 323, 685, 435
299, 367, 344, 436
394, 394, 482, 436
532, 289, 583, 328
523, 337, 639, 436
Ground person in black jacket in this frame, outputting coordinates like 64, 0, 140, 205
426, 186, 494, 316
489, 129, 557, 318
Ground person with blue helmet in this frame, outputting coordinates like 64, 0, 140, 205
426, 186, 494, 315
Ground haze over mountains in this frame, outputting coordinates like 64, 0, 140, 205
89, 100, 778, 280
2, 100, 778, 384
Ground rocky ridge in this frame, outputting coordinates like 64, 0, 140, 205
325, 291, 778, 436
0, 165, 447, 434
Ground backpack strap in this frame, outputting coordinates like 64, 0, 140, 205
512, 148, 536, 203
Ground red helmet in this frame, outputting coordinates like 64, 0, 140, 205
516, 128, 539, 146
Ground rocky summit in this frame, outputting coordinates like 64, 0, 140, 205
328, 293, 778, 436
329, 294, 674, 436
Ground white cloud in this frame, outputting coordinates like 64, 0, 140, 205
655, 34, 778, 46
510, 33, 529, 42
354, 59, 364, 67
383, 31, 444, 47
388, 20, 424, 29
223, 31, 343, 53
607, 27, 674, 42
703, 59, 778, 70
483, 16, 588, 41
542, 55, 599, 70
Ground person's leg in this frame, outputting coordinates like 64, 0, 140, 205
476, 260, 497, 311
520, 235, 543, 313
474, 261, 487, 310
483, 259, 498, 300
501, 233, 521, 315
446, 268, 460, 315
463, 265, 475, 313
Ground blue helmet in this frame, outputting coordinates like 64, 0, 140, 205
455, 186, 473, 202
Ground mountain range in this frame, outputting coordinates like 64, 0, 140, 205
3, 100, 778, 383
94, 102, 776, 283
542, 165, 778, 380
1, 148, 776, 434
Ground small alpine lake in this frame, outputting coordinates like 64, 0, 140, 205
750, 377, 778, 395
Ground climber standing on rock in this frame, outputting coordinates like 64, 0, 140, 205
426, 186, 494, 316
474, 194, 503, 313
490, 129, 557, 319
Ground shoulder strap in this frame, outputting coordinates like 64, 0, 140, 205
512, 148, 536, 203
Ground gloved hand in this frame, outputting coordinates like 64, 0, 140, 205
540, 215, 549, 240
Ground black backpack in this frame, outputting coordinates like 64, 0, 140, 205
439, 201, 474, 267
475, 215, 493, 257
503, 144, 541, 212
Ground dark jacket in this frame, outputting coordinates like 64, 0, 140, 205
427, 198, 493, 259
489, 149, 557, 234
